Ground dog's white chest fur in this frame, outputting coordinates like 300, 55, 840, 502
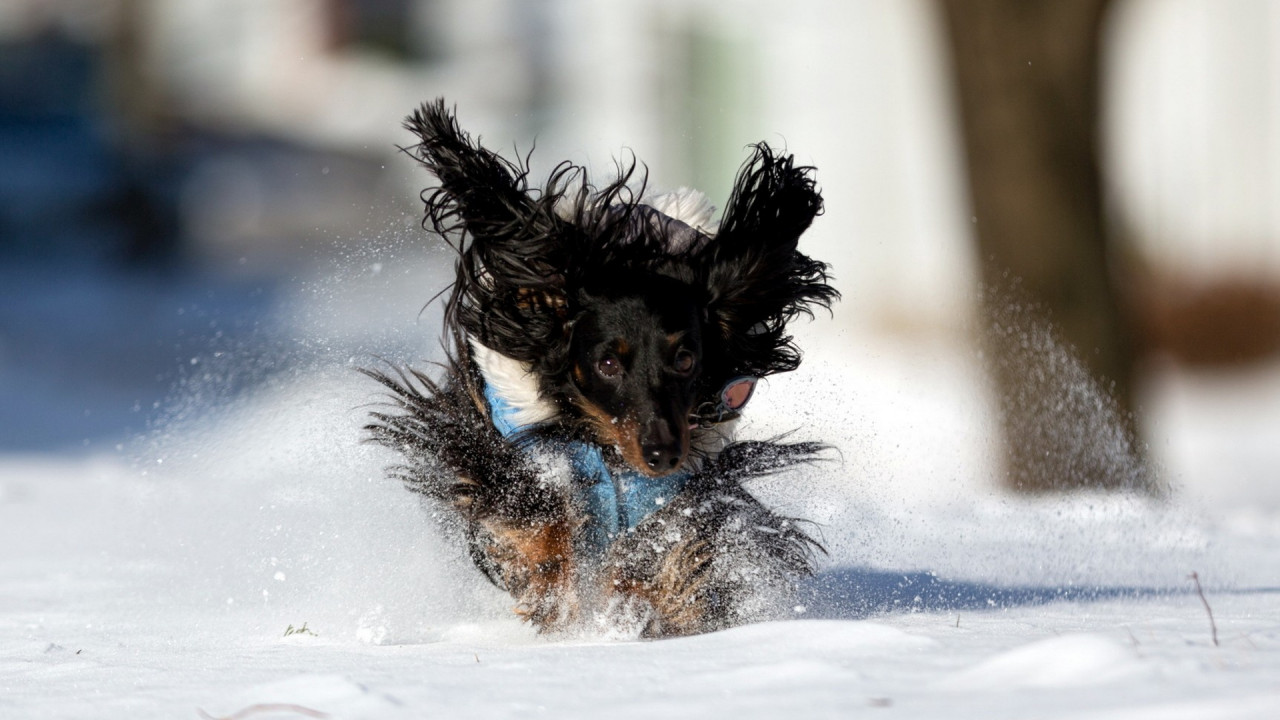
470, 340, 558, 427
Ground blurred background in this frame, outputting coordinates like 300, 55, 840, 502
1, 0, 1278, 493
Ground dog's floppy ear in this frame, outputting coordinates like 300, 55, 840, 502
405, 99, 572, 363
404, 98, 565, 286
701, 143, 839, 378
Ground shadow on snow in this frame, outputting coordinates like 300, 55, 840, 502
796, 566, 1280, 619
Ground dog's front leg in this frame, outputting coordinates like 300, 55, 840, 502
596, 496, 724, 638
363, 366, 584, 632
599, 481, 822, 637
478, 517, 580, 632
601, 535, 716, 638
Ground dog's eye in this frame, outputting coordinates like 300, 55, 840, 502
596, 355, 623, 378
673, 349, 696, 374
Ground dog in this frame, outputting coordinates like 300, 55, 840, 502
364, 99, 838, 637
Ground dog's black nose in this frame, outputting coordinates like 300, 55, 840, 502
643, 444, 681, 472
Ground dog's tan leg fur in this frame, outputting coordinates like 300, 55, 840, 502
604, 537, 717, 637
486, 520, 579, 631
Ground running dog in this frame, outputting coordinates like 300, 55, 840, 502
364, 99, 837, 637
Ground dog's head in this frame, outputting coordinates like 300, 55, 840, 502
564, 275, 704, 475
405, 99, 837, 476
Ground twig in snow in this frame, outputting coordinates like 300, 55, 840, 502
283, 622, 317, 638
197, 704, 329, 720
1187, 571, 1218, 647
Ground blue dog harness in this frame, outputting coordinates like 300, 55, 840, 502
484, 384, 690, 553
483, 375, 757, 554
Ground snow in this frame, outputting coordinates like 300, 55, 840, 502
3, 254, 1280, 719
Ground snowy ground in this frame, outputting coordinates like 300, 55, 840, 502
3, 246, 1279, 719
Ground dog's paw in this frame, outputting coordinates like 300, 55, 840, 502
513, 587, 578, 633
484, 520, 580, 633
599, 535, 717, 638
641, 537, 719, 636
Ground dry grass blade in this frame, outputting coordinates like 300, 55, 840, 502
1188, 571, 1219, 647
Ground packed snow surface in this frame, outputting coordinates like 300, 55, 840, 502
3, 253, 1279, 719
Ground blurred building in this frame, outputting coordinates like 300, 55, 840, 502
2, 0, 1279, 415
6, 0, 1277, 332
1, 0, 969, 331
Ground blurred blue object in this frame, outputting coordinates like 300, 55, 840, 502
0, 31, 272, 452
0, 30, 182, 267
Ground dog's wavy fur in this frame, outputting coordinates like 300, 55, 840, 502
363, 99, 837, 636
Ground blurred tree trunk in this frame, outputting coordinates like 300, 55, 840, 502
939, 0, 1147, 492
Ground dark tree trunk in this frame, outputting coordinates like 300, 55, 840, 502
939, 0, 1148, 491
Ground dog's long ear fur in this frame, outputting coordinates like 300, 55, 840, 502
701, 144, 839, 379
404, 99, 574, 364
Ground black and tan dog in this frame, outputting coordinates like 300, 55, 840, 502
364, 99, 837, 637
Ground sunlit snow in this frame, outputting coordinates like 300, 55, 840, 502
3, 245, 1278, 719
